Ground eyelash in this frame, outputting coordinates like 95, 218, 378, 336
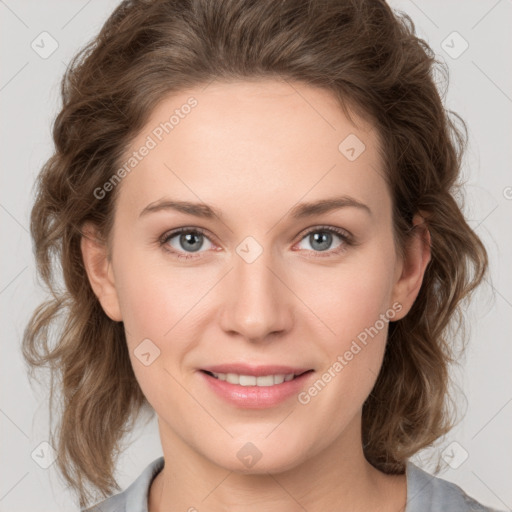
158, 225, 354, 260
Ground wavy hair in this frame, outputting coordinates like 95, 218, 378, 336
22, 0, 488, 508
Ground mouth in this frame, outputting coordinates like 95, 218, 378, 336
200, 369, 314, 387
198, 366, 316, 408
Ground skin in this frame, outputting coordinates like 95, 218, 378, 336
81, 79, 431, 512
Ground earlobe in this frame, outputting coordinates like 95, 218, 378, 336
80, 222, 123, 322
391, 213, 432, 321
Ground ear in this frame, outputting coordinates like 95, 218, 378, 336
80, 222, 123, 322
390, 212, 431, 321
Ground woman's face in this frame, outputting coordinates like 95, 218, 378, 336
84, 80, 427, 473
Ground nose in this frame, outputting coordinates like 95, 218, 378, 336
218, 244, 293, 343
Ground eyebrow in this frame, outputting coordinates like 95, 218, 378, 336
138, 195, 372, 220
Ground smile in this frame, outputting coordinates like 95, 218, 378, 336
199, 369, 315, 408
205, 371, 303, 386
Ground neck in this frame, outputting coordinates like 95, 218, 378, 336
149, 415, 407, 512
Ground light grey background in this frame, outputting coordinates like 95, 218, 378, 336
1, 1, 511, 510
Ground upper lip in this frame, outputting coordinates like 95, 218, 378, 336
200, 364, 313, 377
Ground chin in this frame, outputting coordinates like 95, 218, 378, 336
209, 444, 307, 476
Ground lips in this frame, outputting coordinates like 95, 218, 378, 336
199, 365, 316, 408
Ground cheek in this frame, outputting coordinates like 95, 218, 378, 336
291, 238, 398, 404
294, 245, 397, 344
111, 239, 198, 338
111, 246, 198, 408
111, 242, 219, 385
293, 266, 395, 425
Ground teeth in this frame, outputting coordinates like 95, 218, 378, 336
210, 372, 296, 386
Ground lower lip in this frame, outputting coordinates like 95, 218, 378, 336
199, 370, 314, 409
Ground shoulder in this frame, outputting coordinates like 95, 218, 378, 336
81, 456, 165, 512
405, 460, 505, 512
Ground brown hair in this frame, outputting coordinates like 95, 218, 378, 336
22, 0, 488, 508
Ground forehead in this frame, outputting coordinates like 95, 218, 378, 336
114, 79, 389, 222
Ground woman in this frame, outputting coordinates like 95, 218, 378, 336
22, 0, 504, 510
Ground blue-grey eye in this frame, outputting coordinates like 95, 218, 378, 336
166, 230, 213, 253
297, 229, 345, 252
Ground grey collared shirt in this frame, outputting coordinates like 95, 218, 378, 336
82, 456, 504, 512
